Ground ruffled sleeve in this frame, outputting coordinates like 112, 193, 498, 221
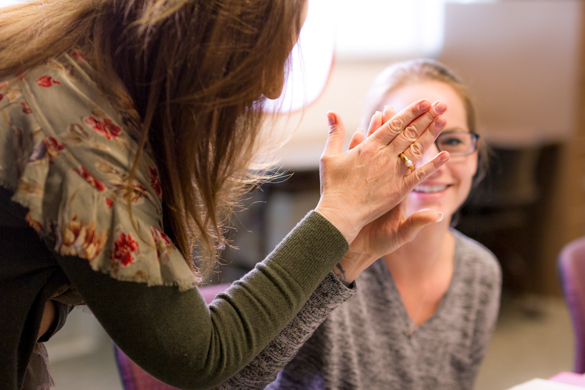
0, 54, 199, 291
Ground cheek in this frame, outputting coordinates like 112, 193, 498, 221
454, 157, 478, 199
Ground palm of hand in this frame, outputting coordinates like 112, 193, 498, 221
348, 199, 410, 260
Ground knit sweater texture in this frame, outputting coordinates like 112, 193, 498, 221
218, 230, 501, 390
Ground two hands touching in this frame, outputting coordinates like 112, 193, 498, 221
314, 99, 449, 284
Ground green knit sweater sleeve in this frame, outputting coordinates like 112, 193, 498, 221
51, 211, 348, 390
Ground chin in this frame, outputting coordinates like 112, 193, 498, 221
263, 75, 285, 100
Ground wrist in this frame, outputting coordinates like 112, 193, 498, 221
334, 251, 375, 283
333, 263, 355, 288
314, 204, 359, 244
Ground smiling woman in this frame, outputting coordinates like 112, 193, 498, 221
218, 59, 501, 390
270, 59, 500, 390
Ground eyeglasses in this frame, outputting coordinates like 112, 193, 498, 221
434, 131, 480, 157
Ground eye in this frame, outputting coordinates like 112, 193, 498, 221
439, 137, 464, 146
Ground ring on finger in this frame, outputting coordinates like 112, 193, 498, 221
399, 153, 414, 170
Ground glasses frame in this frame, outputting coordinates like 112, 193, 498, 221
434, 131, 480, 158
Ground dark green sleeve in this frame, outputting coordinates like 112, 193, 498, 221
50, 211, 348, 390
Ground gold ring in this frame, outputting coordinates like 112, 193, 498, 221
399, 153, 414, 170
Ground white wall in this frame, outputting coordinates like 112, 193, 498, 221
273, 0, 583, 171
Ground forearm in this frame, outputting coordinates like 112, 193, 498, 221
51, 211, 348, 390
214, 272, 355, 390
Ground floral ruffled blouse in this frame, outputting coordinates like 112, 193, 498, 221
0, 53, 199, 290
0, 52, 204, 388
0, 53, 198, 290
0, 53, 200, 389
0, 53, 200, 289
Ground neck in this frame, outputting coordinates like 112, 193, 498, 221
384, 218, 456, 328
384, 218, 453, 281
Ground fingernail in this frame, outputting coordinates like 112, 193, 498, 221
434, 101, 446, 113
419, 100, 430, 111
435, 116, 446, 128
439, 151, 450, 162
435, 212, 444, 222
327, 112, 336, 127
375, 110, 382, 117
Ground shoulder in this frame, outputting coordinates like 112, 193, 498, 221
452, 229, 502, 287
0, 55, 198, 291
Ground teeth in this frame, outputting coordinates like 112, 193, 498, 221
414, 185, 448, 194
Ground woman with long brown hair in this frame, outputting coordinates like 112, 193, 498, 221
0, 1, 449, 389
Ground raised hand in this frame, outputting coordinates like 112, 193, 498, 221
315, 99, 448, 241
315, 102, 449, 283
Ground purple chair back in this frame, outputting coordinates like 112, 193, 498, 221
558, 237, 585, 373
114, 283, 231, 389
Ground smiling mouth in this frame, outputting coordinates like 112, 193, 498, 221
413, 185, 450, 194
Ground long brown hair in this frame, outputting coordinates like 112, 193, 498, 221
0, 0, 306, 281
362, 59, 489, 189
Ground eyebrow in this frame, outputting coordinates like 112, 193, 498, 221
442, 126, 469, 132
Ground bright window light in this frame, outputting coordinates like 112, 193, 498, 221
335, 0, 446, 61
0, 0, 22, 7
264, 0, 336, 113
267, 0, 449, 113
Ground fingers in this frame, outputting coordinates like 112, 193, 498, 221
367, 111, 383, 139
382, 105, 396, 125
348, 128, 365, 150
398, 209, 444, 244
403, 151, 450, 189
388, 100, 447, 156
367, 105, 396, 138
369, 99, 432, 146
400, 114, 446, 165
322, 111, 346, 157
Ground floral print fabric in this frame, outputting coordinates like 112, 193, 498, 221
0, 53, 200, 291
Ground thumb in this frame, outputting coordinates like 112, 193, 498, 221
398, 209, 444, 244
322, 111, 346, 157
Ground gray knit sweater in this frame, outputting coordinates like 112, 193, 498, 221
218, 230, 501, 390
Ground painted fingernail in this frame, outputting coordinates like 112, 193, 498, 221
435, 212, 444, 222
434, 101, 446, 113
419, 100, 430, 111
327, 112, 336, 127
435, 116, 446, 127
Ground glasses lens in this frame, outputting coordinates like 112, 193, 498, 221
436, 132, 477, 157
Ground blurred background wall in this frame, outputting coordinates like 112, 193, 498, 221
221, 0, 585, 301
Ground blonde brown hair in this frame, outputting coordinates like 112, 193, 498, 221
0, 0, 306, 281
362, 59, 489, 188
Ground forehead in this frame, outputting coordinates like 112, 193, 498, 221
383, 81, 469, 131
